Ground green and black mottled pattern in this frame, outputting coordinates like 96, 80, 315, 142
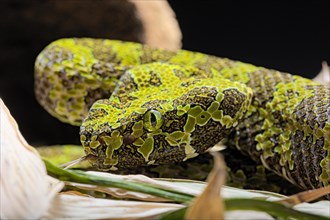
35, 38, 330, 194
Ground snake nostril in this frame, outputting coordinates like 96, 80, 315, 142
123, 133, 137, 145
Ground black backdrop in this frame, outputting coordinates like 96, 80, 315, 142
169, 1, 330, 77
1, 1, 329, 145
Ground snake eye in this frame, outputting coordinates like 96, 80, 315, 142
143, 110, 163, 131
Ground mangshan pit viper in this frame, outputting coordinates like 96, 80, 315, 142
34, 38, 330, 193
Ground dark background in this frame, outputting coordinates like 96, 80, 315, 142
1, 0, 329, 146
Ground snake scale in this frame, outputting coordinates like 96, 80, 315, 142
35, 38, 330, 193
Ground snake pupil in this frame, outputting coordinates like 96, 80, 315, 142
150, 112, 157, 127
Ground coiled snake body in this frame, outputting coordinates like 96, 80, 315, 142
35, 38, 330, 192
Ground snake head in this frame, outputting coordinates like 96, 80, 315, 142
80, 62, 252, 171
